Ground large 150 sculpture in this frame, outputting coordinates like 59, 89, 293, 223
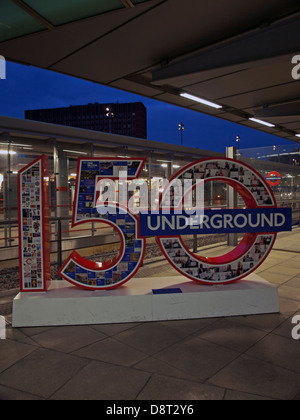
18, 156, 292, 292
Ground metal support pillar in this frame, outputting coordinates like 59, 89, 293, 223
226, 146, 238, 247
55, 144, 69, 237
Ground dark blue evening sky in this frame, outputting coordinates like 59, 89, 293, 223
0, 61, 293, 153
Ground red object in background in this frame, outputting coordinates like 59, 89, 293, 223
266, 171, 282, 187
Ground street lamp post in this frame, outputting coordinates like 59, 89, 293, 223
178, 123, 184, 146
106, 106, 114, 133
236, 135, 240, 155
273, 145, 279, 162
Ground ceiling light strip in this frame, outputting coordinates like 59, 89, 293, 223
180, 93, 223, 109
249, 118, 275, 128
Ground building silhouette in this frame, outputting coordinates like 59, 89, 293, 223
25, 102, 147, 139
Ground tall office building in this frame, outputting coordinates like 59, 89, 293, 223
25, 102, 147, 139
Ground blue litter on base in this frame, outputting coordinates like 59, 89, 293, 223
152, 288, 182, 295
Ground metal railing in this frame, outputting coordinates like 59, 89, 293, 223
0, 216, 121, 265
1, 201, 300, 266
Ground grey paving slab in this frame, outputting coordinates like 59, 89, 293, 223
113, 322, 188, 356
193, 318, 268, 353
259, 271, 297, 285
274, 229, 300, 253
224, 389, 274, 400
278, 285, 300, 303
264, 265, 300, 278
134, 355, 206, 383
153, 335, 239, 383
0, 348, 89, 399
136, 374, 225, 401
272, 314, 300, 339
50, 360, 151, 400
282, 299, 300, 317
27, 325, 107, 353
279, 259, 300, 270
90, 322, 142, 337
285, 276, 300, 289
209, 354, 300, 400
73, 337, 149, 367
0, 384, 43, 400
0, 339, 37, 374
220, 313, 288, 333
246, 333, 300, 374
159, 318, 220, 335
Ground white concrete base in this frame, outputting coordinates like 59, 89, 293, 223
12, 275, 280, 328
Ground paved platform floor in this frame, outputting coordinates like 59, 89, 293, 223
0, 230, 300, 400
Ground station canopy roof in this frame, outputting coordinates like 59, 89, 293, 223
1, 0, 300, 144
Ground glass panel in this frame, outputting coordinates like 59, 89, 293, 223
24, 0, 125, 26
239, 145, 300, 226
0, 0, 45, 42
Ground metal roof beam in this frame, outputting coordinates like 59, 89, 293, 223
152, 14, 300, 84
11, 0, 55, 30
255, 102, 300, 118
120, 0, 135, 8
